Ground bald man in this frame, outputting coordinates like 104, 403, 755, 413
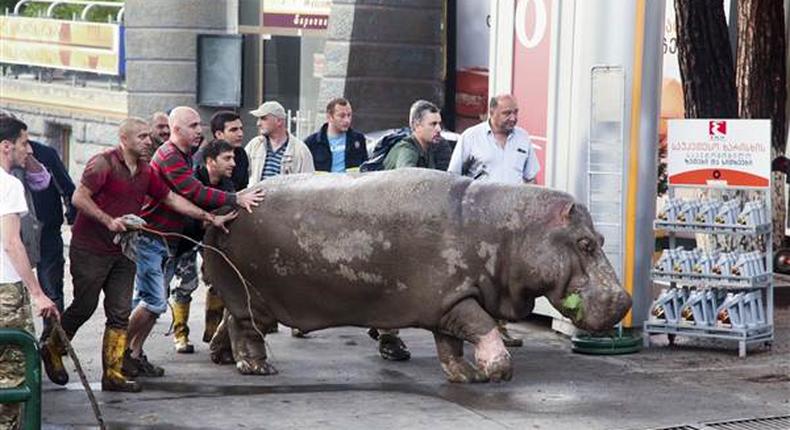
125, 107, 264, 378
447, 94, 540, 347
40, 117, 239, 392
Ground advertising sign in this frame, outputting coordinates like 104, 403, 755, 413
262, 0, 331, 30
0, 16, 123, 76
668, 119, 771, 188
511, 0, 553, 186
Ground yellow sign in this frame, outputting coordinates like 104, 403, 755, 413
0, 16, 121, 75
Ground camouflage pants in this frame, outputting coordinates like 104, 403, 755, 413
0, 282, 35, 429
167, 248, 200, 305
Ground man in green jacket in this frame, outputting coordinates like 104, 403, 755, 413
382, 100, 443, 170
374, 100, 443, 361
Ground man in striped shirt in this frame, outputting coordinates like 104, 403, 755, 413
125, 107, 264, 377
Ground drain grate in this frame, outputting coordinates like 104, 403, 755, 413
649, 426, 700, 430
648, 416, 790, 430
701, 415, 790, 430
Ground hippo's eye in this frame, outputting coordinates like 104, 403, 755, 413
577, 238, 595, 254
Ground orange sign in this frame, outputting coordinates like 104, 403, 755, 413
0, 16, 122, 75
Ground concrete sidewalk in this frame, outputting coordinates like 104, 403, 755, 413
38, 293, 789, 430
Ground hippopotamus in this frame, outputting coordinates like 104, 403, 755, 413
202, 168, 631, 383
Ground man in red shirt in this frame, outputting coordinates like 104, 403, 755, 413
125, 107, 264, 378
40, 117, 239, 392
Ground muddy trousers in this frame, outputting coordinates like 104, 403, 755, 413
61, 247, 136, 335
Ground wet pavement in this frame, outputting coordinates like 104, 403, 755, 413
39, 302, 789, 430
35, 248, 790, 429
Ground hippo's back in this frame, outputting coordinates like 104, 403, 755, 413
250, 168, 470, 224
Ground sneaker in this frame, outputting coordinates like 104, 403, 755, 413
137, 354, 165, 377
379, 333, 411, 361
122, 349, 139, 378
291, 328, 308, 338
123, 351, 165, 378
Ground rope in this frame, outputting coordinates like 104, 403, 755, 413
133, 224, 269, 346
52, 320, 106, 430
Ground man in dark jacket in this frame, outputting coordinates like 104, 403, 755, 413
305, 98, 367, 172
193, 111, 249, 191
29, 140, 75, 339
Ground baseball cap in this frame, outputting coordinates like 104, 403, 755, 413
250, 101, 286, 119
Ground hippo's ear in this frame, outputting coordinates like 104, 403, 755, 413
560, 202, 575, 224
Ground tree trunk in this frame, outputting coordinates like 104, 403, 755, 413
674, 0, 739, 118
736, 0, 788, 249
675, 0, 740, 252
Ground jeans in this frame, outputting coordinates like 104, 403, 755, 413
132, 234, 175, 315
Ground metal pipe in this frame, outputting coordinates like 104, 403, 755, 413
46, 1, 65, 17
80, 3, 95, 20
14, 1, 123, 20
13, 0, 31, 15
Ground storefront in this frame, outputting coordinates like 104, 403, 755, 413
486, 0, 665, 331
236, 0, 330, 139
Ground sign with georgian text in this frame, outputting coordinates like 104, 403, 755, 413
668, 119, 771, 188
262, 0, 331, 30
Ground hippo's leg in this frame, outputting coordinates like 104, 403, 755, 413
227, 311, 278, 376
439, 298, 512, 382
433, 332, 487, 383
208, 311, 234, 365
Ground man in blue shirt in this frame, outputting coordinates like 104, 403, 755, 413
305, 98, 368, 172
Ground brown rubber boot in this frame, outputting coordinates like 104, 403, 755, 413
41, 330, 69, 385
101, 328, 142, 392
172, 301, 194, 353
203, 288, 224, 343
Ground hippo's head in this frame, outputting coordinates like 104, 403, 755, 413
520, 200, 631, 332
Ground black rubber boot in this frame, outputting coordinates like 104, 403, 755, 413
379, 333, 411, 361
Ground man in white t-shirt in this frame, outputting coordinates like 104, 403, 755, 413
0, 116, 59, 428
447, 94, 541, 347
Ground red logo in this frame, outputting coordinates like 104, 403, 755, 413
709, 121, 727, 137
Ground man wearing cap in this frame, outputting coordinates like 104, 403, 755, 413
245, 101, 314, 183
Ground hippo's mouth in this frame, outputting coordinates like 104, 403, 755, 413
560, 291, 584, 322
